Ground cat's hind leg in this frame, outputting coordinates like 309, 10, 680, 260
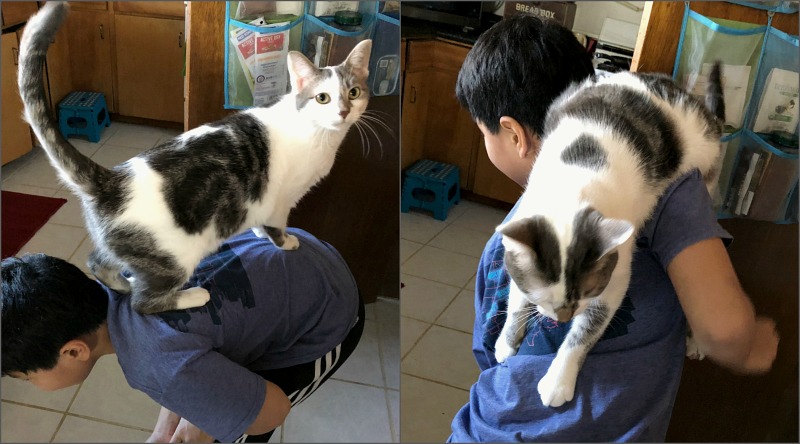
127, 265, 209, 314
88, 249, 131, 294
252, 226, 299, 250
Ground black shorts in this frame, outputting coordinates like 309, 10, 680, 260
234, 295, 366, 443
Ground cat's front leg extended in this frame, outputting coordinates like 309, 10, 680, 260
494, 281, 531, 363
252, 226, 299, 250
252, 207, 299, 250
537, 295, 622, 407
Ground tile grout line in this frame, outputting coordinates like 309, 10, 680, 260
399, 372, 472, 393
48, 380, 83, 442
384, 387, 397, 443
374, 299, 399, 442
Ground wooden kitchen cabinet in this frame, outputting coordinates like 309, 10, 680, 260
400, 69, 429, 170
114, 14, 184, 122
401, 38, 522, 204
472, 137, 524, 204
46, 8, 115, 113
1, 2, 38, 29
2, 31, 33, 164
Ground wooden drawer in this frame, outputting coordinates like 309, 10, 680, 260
115, 2, 185, 18
67, 2, 108, 11
1, 2, 38, 28
405, 40, 434, 72
432, 40, 471, 73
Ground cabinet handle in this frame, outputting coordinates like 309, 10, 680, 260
178, 32, 183, 48
12, 47, 19, 66
410, 86, 416, 104
99, 24, 104, 40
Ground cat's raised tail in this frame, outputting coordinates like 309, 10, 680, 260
706, 61, 726, 123
18, 2, 111, 196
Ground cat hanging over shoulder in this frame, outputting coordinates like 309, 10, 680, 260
18, 2, 372, 314
493, 63, 725, 407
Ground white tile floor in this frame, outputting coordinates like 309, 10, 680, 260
1, 121, 398, 443
399, 201, 508, 443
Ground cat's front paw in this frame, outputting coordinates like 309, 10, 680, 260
280, 234, 300, 251
494, 339, 518, 364
537, 368, 576, 407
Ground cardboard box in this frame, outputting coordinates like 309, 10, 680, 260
503, 2, 577, 29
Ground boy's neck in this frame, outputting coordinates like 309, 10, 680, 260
91, 322, 116, 359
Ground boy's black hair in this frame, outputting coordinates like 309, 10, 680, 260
2, 254, 108, 375
456, 14, 595, 136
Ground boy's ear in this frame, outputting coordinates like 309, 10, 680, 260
60, 339, 91, 362
499, 116, 536, 159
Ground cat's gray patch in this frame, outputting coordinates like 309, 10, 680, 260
264, 226, 286, 247
547, 84, 683, 185
560, 133, 607, 170
566, 302, 609, 347
565, 208, 619, 303
103, 225, 188, 314
500, 216, 562, 291
145, 113, 269, 239
296, 68, 334, 110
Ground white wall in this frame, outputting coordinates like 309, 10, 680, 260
572, 1, 645, 38
493, 2, 646, 40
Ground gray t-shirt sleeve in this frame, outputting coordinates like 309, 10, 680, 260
158, 350, 267, 442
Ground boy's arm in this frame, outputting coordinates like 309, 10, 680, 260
245, 380, 291, 435
159, 382, 289, 443
667, 237, 779, 373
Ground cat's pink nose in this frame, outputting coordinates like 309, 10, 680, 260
339, 110, 349, 119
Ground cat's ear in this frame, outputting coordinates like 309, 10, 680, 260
342, 39, 372, 79
497, 216, 550, 251
596, 216, 634, 258
287, 51, 318, 92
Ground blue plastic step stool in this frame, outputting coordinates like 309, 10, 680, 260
58, 91, 110, 143
401, 159, 461, 221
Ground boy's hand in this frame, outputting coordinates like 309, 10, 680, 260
741, 316, 779, 374
169, 418, 213, 443
147, 407, 180, 443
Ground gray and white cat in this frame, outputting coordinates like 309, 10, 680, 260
494, 65, 725, 407
18, 2, 371, 314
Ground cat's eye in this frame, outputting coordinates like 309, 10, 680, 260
348, 87, 361, 99
315, 93, 331, 104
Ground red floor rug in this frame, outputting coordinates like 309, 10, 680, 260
2, 191, 68, 258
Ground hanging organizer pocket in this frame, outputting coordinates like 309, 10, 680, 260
716, 131, 744, 211
302, 1, 377, 68
721, 130, 798, 223
744, 27, 799, 145
368, 9, 400, 96
726, 1, 799, 13
224, 1, 304, 109
673, 9, 767, 132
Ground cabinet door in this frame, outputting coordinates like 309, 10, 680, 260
422, 41, 478, 189
1, 2, 38, 28
472, 138, 525, 204
46, 9, 115, 112
2, 32, 33, 165
115, 14, 185, 123
401, 70, 428, 170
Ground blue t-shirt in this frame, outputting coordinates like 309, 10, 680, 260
450, 171, 731, 442
106, 229, 359, 442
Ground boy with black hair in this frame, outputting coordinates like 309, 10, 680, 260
449, 14, 778, 442
2, 228, 364, 443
